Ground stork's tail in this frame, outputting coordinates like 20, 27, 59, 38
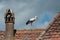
26, 20, 29, 25
26, 22, 28, 25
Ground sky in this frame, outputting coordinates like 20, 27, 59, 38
0, 0, 60, 30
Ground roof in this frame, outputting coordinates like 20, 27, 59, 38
16, 29, 45, 33
15, 29, 45, 40
0, 29, 45, 40
37, 12, 60, 40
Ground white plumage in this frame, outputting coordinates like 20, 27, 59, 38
26, 16, 38, 26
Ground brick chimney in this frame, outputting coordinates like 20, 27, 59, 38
4, 9, 15, 40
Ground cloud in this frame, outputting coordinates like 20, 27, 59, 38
0, 0, 60, 30
0, 5, 4, 10
35, 21, 49, 29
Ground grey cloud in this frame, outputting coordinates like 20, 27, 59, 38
0, 0, 60, 30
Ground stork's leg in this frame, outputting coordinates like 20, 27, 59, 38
31, 23, 32, 26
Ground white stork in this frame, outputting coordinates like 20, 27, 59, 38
26, 16, 38, 26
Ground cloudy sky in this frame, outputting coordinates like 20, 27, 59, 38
0, 0, 60, 30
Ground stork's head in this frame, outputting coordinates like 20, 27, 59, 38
35, 16, 38, 19
6, 9, 13, 13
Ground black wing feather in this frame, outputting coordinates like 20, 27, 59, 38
26, 20, 30, 25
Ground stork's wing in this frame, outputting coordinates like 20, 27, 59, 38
26, 20, 30, 25
30, 18, 35, 21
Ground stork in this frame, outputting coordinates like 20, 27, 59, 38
26, 16, 38, 26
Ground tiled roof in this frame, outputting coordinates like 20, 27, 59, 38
0, 29, 45, 40
0, 31, 5, 40
37, 12, 60, 40
15, 29, 45, 40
